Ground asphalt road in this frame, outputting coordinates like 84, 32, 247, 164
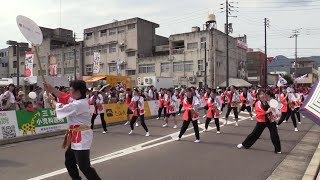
0, 111, 317, 180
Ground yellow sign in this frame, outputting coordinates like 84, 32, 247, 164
103, 102, 152, 123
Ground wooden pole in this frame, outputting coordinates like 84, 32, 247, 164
33, 45, 45, 83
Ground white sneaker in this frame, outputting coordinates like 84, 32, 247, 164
202, 115, 207, 118
176, 137, 181, 141
232, 117, 235, 120
298, 122, 302, 124
302, 116, 305, 118
173, 125, 177, 129
277, 152, 282, 154
145, 132, 150, 137
276, 125, 279, 128
102, 131, 107, 134
178, 113, 181, 116
224, 121, 228, 125
156, 117, 159, 120
222, 117, 226, 119
204, 129, 208, 132
162, 124, 168, 128
198, 120, 201, 124
194, 140, 200, 143
235, 122, 239, 127
128, 130, 133, 135
237, 144, 243, 149
284, 121, 287, 123
124, 121, 129, 125
250, 117, 254, 121
136, 123, 139, 127
294, 128, 298, 132
217, 131, 221, 134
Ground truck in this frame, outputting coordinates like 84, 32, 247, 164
137, 76, 173, 90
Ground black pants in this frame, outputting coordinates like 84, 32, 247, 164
179, 104, 183, 114
278, 111, 297, 128
158, 107, 166, 118
242, 122, 281, 153
178, 118, 200, 140
285, 107, 292, 121
293, 107, 301, 122
91, 113, 107, 131
65, 147, 101, 180
225, 104, 238, 119
130, 114, 148, 132
205, 118, 220, 131
221, 103, 226, 112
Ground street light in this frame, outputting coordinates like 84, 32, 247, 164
6, 40, 29, 88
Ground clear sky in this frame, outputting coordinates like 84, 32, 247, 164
1, 0, 319, 58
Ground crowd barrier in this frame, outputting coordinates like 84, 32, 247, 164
0, 99, 206, 141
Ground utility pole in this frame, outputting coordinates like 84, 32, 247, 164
204, 42, 207, 88
290, 29, 300, 79
221, 0, 237, 87
264, 18, 269, 89
73, 33, 77, 80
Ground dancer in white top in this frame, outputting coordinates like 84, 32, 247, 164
162, 89, 178, 128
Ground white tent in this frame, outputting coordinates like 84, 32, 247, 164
219, 78, 252, 88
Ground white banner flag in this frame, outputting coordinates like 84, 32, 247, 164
116, 58, 121, 71
93, 52, 101, 74
295, 74, 308, 82
277, 75, 287, 87
25, 52, 34, 77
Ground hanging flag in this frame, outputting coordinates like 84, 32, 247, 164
25, 52, 34, 77
277, 74, 287, 87
93, 52, 101, 74
295, 74, 308, 82
300, 80, 320, 126
267, 57, 273, 63
48, 54, 57, 76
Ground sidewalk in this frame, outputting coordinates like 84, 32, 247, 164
267, 124, 320, 180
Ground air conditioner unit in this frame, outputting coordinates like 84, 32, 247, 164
71, 76, 75, 80
67, 76, 71, 81
144, 78, 152, 84
188, 76, 196, 84
196, 71, 201, 77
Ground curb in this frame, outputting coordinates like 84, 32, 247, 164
0, 115, 159, 146
302, 142, 320, 180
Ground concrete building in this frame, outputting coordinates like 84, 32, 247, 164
247, 50, 265, 86
137, 27, 247, 88
36, 27, 83, 80
290, 59, 319, 85
0, 48, 9, 78
83, 18, 168, 85
7, 44, 31, 78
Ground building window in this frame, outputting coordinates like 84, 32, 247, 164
187, 42, 198, 50
109, 44, 117, 53
184, 61, 193, 72
40, 56, 47, 63
127, 70, 136, 75
109, 28, 117, 36
85, 48, 91, 56
102, 45, 108, 54
118, 26, 126, 34
201, 37, 206, 48
198, 60, 204, 71
173, 62, 183, 72
86, 65, 93, 73
2, 63, 8, 67
57, 68, 62, 75
128, 24, 136, 30
100, 29, 107, 37
120, 46, 125, 52
38, 70, 46, 75
85, 32, 93, 40
161, 63, 170, 72
127, 51, 135, 57
139, 64, 155, 73
109, 63, 117, 72
64, 67, 76, 74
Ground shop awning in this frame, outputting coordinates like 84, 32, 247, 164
84, 76, 105, 83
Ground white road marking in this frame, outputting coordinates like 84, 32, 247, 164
28, 116, 250, 180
